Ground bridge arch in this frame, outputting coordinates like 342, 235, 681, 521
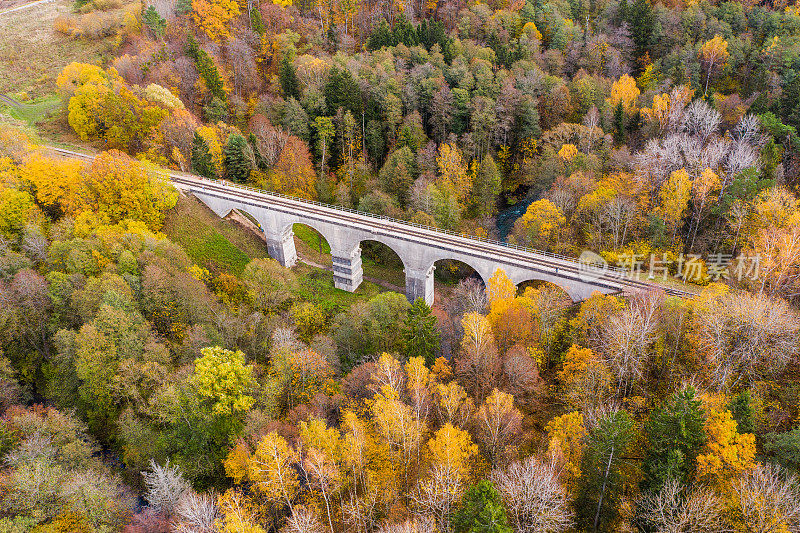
509, 271, 586, 303
516, 277, 573, 303
433, 258, 487, 287
359, 237, 410, 270
279, 219, 340, 254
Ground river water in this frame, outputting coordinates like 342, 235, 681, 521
495, 198, 534, 241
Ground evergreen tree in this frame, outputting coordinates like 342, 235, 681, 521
186, 36, 226, 103
191, 131, 214, 179
622, 0, 655, 66
640, 386, 706, 493
143, 5, 166, 39
392, 14, 418, 46
576, 409, 635, 532
452, 481, 512, 533
203, 96, 228, 123
324, 67, 362, 116
175, 0, 191, 15
727, 391, 755, 435
326, 22, 339, 52
473, 155, 502, 217
367, 19, 394, 50
403, 298, 440, 366
250, 5, 265, 35
613, 100, 626, 145
764, 427, 800, 473
224, 133, 253, 183
418, 19, 449, 51
279, 54, 300, 100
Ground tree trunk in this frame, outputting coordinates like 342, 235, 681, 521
593, 445, 616, 532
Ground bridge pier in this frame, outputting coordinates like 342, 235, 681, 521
332, 246, 363, 292
405, 266, 434, 306
265, 226, 297, 268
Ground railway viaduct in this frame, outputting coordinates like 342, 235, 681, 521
52, 147, 681, 305
185, 182, 666, 305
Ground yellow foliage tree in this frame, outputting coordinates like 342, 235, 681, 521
545, 411, 587, 488
77, 150, 177, 230
557, 344, 612, 411
192, 0, 241, 42
249, 432, 300, 508
660, 168, 692, 241
191, 346, 255, 415
427, 423, 479, 481
513, 198, 566, 248
696, 409, 756, 487
607, 73, 640, 113
299, 418, 343, 533
0, 186, 36, 239
487, 293, 539, 352
558, 143, 578, 162
216, 489, 267, 533
437, 142, 471, 202
434, 380, 474, 428
19, 154, 83, 213
699, 35, 730, 95
474, 388, 522, 467
196, 126, 224, 176
56, 62, 105, 97
487, 268, 516, 303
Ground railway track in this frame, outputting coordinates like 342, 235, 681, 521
49, 146, 697, 299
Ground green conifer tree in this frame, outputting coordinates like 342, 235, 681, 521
576, 409, 635, 532
191, 131, 214, 179
403, 298, 440, 366
224, 133, 253, 183
143, 6, 166, 39
452, 481, 512, 533
279, 54, 301, 100
640, 386, 706, 493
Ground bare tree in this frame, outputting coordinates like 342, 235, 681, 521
173, 492, 218, 533
141, 459, 190, 517
411, 465, 464, 531
250, 114, 290, 168
693, 291, 800, 389
734, 463, 800, 533
491, 456, 573, 533
599, 290, 663, 396
285, 506, 326, 533
637, 478, 727, 533
682, 100, 721, 142
377, 517, 436, 533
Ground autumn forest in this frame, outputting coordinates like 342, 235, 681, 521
1, 0, 800, 529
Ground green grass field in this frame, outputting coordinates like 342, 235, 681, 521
0, 95, 60, 126
0, 0, 112, 98
161, 195, 269, 275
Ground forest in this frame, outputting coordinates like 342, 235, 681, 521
1, 0, 800, 529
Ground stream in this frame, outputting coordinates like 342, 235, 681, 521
495, 197, 535, 241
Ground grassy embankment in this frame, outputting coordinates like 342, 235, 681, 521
162, 195, 392, 312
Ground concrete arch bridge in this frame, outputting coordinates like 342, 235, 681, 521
51, 148, 688, 305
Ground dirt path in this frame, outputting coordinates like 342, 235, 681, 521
0, 94, 22, 108
0, 0, 53, 16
